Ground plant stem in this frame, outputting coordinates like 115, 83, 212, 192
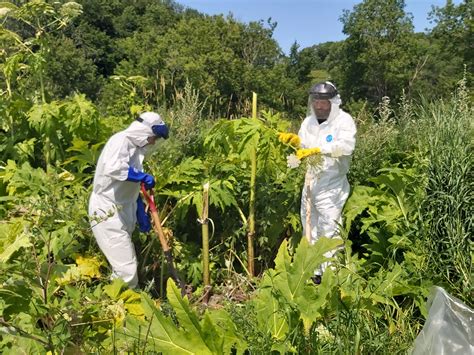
247, 92, 258, 278
201, 182, 210, 302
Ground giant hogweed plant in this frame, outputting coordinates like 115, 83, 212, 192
0, 1, 119, 173
139, 155, 241, 289
140, 110, 302, 288
0, 1, 84, 166
226, 166, 431, 353
203, 110, 297, 274
0, 1, 82, 102
115, 279, 248, 354
0, 92, 102, 168
26, 94, 101, 167
111, 237, 427, 354
233, 236, 427, 353
343, 166, 428, 270
0, 161, 130, 352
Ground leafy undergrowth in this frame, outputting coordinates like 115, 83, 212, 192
0, 73, 470, 353
0, 230, 428, 354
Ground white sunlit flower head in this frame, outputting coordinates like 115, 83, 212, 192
287, 154, 301, 169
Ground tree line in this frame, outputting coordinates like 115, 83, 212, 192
1, 0, 472, 119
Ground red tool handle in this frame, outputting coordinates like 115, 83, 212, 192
140, 183, 186, 295
141, 184, 157, 213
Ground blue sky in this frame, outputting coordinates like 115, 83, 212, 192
176, 0, 461, 54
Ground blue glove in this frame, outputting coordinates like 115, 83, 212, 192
136, 197, 151, 233
127, 167, 155, 190
152, 123, 169, 139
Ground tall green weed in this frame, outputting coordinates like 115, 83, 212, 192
415, 78, 473, 304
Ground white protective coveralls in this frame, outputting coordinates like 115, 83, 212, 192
298, 95, 356, 275
89, 112, 164, 288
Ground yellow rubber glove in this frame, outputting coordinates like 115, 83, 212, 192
278, 132, 301, 148
296, 147, 321, 160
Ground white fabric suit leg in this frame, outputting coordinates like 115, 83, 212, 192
301, 176, 349, 276
91, 214, 139, 288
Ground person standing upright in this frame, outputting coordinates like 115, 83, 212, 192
298, 82, 356, 284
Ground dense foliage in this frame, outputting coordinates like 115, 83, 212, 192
1, 0, 472, 117
0, 0, 472, 353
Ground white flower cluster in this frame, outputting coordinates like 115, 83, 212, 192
286, 154, 301, 169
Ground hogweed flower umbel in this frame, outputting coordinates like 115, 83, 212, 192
287, 154, 301, 169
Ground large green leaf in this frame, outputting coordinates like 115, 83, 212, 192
0, 232, 31, 263
63, 94, 98, 133
124, 292, 211, 354
254, 237, 343, 339
253, 269, 288, 340
162, 157, 204, 186
1, 160, 51, 196
122, 280, 247, 354
63, 138, 103, 173
343, 185, 380, 232
167, 279, 248, 353
103, 278, 128, 300
206, 309, 248, 355
27, 102, 60, 134
273, 238, 342, 304
233, 118, 261, 160
166, 279, 209, 348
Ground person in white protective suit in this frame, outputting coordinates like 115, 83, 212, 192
89, 112, 169, 288
298, 82, 356, 285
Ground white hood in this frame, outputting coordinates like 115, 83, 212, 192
125, 112, 165, 147
307, 94, 342, 125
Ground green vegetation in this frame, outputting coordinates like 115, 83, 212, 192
0, 0, 472, 353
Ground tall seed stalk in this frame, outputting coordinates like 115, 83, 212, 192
201, 182, 211, 302
247, 92, 258, 277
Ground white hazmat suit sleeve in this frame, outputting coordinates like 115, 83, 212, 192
100, 135, 133, 181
